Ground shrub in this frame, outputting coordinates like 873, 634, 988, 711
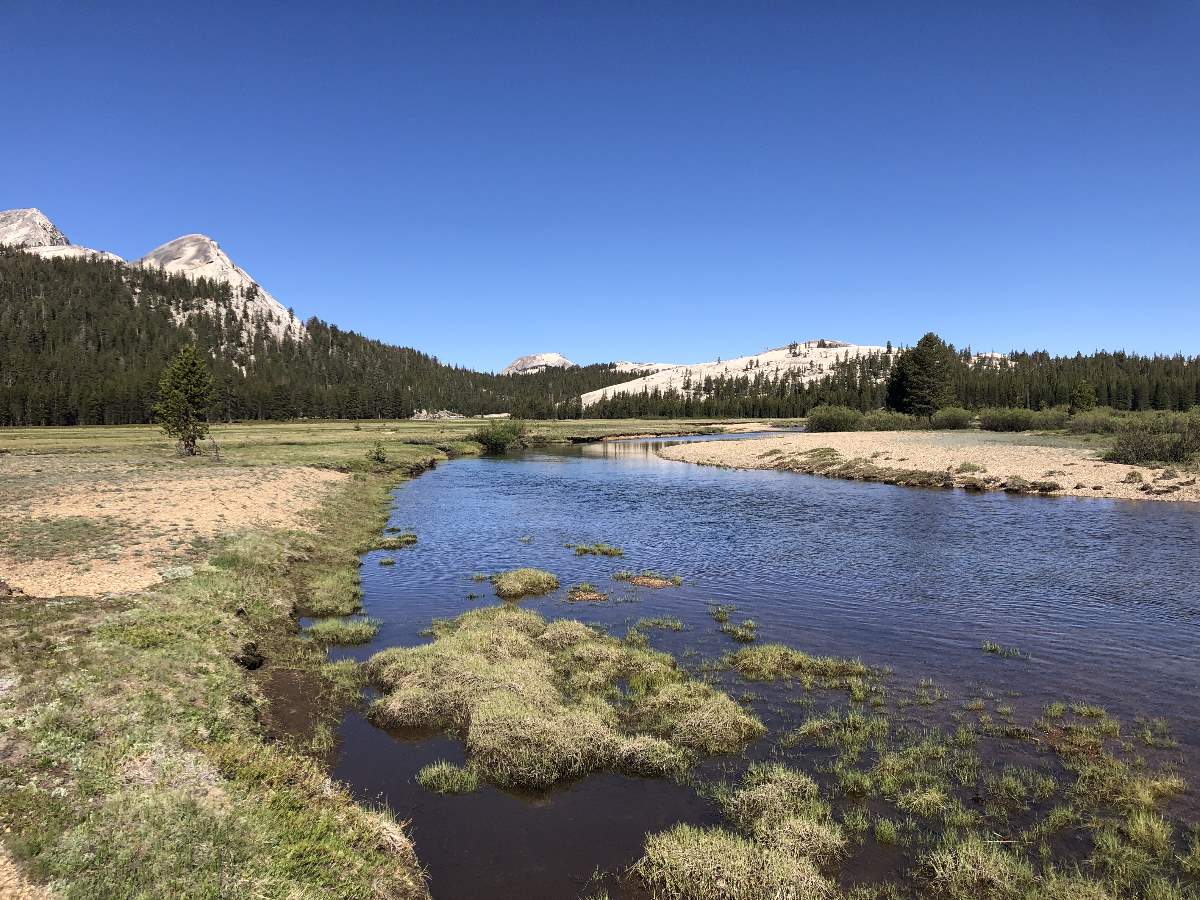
365, 441, 387, 464
858, 409, 924, 431
978, 406, 1067, 432
1066, 407, 1124, 434
490, 567, 559, 600
1105, 411, 1200, 465
470, 419, 528, 454
805, 405, 864, 432
931, 406, 973, 430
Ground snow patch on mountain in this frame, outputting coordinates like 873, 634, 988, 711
0, 208, 71, 248
581, 340, 892, 407
502, 352, 575, 375
137, 234, 307, 343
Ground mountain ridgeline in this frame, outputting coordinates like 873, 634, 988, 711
0, 249, 641, 425
2, 234, 1198, 425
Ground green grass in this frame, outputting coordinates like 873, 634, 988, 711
720, 619, 758, 642
415, 760, 479, 794
571, 542, 625, 557
490, 567, 560, 600
0, 514, 131, 561
634, 617, 685, 631
365, 606, 761, 789
304, 617, 381, 645
981, 640, 1026, 658
360, 531, 417, 552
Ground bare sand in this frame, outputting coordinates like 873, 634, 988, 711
0, 457, 346, 597
0, 848, 51, 900
659, 431, 1200, 503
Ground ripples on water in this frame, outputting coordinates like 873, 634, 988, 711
332, 434, 1200, 899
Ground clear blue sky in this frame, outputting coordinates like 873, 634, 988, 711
6, 1, 1198, 371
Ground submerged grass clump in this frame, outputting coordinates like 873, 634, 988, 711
707, 603, 736, 624
303, 616, 381, 645
570, 542, 625, 557
365, 606, 763, 789
613, 570, 683, 589
720, 619, 758, 642
724, 642, 872, 689
981, 640, 1026, 658
567, 582, 608, 602
490, 567, 560, 600
415, 760, 479, 794
359, 531, 417, 552
634, 617, 684, 631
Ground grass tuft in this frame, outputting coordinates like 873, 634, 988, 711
490, 567, 560, 600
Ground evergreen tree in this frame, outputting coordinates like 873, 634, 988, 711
885, 332, 958, 416
1069, 379, 1097, 414
154, 345, 216, 454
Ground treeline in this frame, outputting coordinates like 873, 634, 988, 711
587, 347, 1200, 418
0, 250, 639, 425
4, 249, 1198, 425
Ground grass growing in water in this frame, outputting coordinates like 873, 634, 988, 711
707, 603, 736, 623
570, 542, 625, 557
634, 617, 685, 631
567, 582, 608, 602
720, 619, 758, 642
490, 567, 560, 600
365, 606, 763, 788
613, 570, 683, 588
303, 616, 381, 645
981, 640, 1026, 658
415, 761, 479, 794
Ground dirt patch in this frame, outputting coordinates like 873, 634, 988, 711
0, 457, 346, 597
660, 431, 1200, 503
0, 847, 51, 900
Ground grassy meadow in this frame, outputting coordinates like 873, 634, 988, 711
0, 417, 754, 897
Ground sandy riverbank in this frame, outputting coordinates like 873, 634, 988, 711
659, 430, 1200, 502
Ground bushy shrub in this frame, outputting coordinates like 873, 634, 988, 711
978, 407, 1068, 432
930, 406, 973, 430
978, 408, 1036, 432
805, 405, 864, 432
1105, 411, 1200, 465
470, 419, 528, 453
1066, 407, 1124, 434
859, 410, 924, 431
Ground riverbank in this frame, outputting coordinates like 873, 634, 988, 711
0, 424, 452, 897
659, 430, 1200, 502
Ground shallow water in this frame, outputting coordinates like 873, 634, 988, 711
332, 434, 1200, 898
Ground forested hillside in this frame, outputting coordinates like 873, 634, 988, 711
587, 346, 1200, 418
0, 250, 638, 425
3, 248, 1197, 425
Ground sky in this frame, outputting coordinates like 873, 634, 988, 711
4, 1, 1199, 371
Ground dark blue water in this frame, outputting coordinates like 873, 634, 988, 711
333, 434, 1200, 899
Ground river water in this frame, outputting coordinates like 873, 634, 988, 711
330, 434, 1200, 899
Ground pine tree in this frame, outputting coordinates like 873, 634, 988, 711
154, 345, 216, 454
1069, 380, 1097, 414
886, 332, 958, 417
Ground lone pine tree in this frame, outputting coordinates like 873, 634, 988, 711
154, 344, 216, 455
885, 332, 958, 417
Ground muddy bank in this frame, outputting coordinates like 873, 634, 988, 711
659, 431, 1200, 502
